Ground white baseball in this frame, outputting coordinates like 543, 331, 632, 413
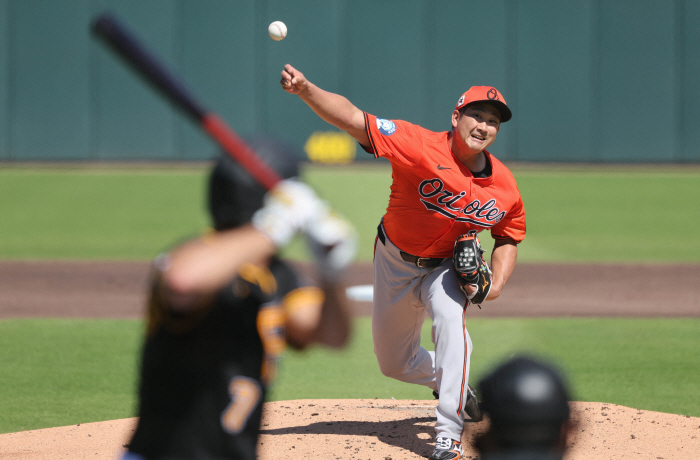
268, 21, 287, 41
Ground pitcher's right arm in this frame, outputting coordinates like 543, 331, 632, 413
281, 64, 369, 146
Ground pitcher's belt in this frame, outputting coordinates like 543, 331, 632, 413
377, 224, 444, 269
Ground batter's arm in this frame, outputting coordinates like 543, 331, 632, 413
487, 238, 518, 300
312, 282, 352, 348
281, 64, 369, 146
160, 180, 325, 310
284, 281, 352, 350
159, 225, 276, 311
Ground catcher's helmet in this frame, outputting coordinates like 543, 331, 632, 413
208, 135, 300, 231
477, 355, 571, 449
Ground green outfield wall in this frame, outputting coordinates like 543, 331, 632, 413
0, 0, 699, 163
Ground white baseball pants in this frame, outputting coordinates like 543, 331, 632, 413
373, 223, 473, 441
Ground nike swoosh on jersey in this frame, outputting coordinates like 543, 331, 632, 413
437, 164, 451, 170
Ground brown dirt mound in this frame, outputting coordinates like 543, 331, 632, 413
1, 400, 698, 460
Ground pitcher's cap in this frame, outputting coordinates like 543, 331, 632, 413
456, 86, 512, 122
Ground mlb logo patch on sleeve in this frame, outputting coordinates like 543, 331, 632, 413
376, 118, 397, 136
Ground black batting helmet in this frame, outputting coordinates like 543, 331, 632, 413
477, 355, 571, 449
208, 135, 300, 231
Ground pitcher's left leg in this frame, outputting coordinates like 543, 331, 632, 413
421, 261, 473, 442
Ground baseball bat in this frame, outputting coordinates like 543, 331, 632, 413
91, 13, 281, 190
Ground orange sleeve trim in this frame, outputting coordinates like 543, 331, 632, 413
363, 112, 379, 158
491, 234, 522, 244
282, 286, 324, 317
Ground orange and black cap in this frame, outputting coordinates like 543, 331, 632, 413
455, 86, 512, 123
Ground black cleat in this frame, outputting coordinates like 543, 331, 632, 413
464, 384, 483, 422
429, 437, 463, 460
432, 385, 482, 422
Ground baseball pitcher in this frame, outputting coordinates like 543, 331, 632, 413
281, 64, 525, 460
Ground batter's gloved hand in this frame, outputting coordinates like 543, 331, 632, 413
453, 231, 493, 306
251, 179, 323, 247
304, 205, 357, 282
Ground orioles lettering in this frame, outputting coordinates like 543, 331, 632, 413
418, 178, 506, 224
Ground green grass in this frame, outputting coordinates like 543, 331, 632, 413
0, 319, 142, 433
1, 164, 699, 262
272, 317, 700, 418
1, 317, 697, 433
0, 168, 209, 259
513, 168, 700, 262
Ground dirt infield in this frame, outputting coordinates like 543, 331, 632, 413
1, 400, 699, 460
0, 260, 699, 459
1, 260, 699, 318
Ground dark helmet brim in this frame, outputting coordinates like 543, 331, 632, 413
208, 134, 301, 231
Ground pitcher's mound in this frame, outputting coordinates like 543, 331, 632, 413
1, 399, 698, 460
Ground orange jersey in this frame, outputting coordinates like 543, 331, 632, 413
363, 113, 526, 258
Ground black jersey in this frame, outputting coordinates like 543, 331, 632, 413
127, 256, 305, 460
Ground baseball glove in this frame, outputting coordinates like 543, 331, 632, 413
453, 231, 492, 306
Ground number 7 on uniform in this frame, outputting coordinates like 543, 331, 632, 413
220, 376, 262, 434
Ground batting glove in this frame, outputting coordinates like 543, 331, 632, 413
251, 179, 323, 247
304, 205, 358, 282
